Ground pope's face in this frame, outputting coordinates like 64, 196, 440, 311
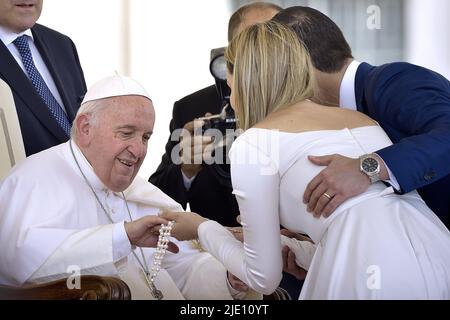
0, 0, 43, 33
82, 96, 155, 192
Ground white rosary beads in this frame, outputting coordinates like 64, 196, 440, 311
149, 221, 174, 285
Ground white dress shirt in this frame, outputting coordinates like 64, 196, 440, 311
0, 25, 67, 113
182, 170, 196, 190
339, 60, 400, 190
339, 60, 361, 110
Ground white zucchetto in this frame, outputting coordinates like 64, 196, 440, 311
81, 74, 151, 105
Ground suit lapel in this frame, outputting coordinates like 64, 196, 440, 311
0, 38, 68, 141
0, 28, 67, 141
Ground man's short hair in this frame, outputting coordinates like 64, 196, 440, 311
273, 6, 353, 73
228, 2, 282, 42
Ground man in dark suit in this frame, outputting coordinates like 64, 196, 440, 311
150, 2, 282, 227
273, 6, 450, 228
0, 0, 86, 156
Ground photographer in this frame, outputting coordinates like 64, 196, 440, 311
149, 2, 281, 227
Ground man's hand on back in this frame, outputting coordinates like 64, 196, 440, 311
303, 154, 371, 218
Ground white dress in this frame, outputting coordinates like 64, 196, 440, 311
197, 126, 450, 299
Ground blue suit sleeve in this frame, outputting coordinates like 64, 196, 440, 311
368, 64, 450, 193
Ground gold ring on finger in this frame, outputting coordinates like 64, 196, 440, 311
322, 192, 332, 200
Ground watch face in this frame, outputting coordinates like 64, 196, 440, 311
362, 157, 378, 173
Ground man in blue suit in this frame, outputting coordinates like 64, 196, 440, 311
273, 7, 450, 228
0, 0, 86, 156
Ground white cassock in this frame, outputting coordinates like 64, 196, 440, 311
0, 141, 248, 300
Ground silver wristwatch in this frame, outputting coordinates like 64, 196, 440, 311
359, 153, 380, 183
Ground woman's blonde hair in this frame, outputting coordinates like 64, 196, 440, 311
225, 20, 314, 130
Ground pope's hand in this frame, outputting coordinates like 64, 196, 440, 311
159, 211, 208, 241
125, 215, 179, 253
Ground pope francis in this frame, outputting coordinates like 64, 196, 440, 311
0, 75, 250, 300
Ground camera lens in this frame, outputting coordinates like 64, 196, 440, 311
210, 55, 227, 81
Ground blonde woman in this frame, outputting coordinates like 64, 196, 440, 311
162, 21, 450, 299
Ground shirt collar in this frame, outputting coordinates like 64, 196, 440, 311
339, 60, 361, 110
0, 25, 33, 47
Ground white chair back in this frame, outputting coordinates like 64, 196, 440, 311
0, 78, 26, 179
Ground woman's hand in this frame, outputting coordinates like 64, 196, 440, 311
159, 211, 208, 241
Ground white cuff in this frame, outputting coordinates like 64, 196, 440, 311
112, 221, 132, 262
376, 155, 401, 191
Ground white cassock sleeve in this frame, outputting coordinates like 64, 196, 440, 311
198, 138, 284, 295
29, 224, 120, 284
0, 167, 120, 286
162, 241, 233, 299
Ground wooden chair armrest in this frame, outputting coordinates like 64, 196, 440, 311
0, 275, 131, 300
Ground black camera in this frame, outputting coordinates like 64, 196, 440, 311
199, 104, 236, 135
198, 47, 236, 135
197, 47, 238, 188
209, 47, 229, 105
